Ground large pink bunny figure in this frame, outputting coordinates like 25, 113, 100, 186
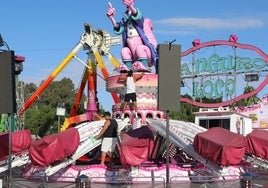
106, 0, 158, 73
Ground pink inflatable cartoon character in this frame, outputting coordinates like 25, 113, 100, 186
106, 0, 158, 73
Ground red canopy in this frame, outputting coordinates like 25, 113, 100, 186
0, 130, 32, 160
194, 127, 246, 166
120, 126, 155, 167
246, 129, 268, 160
29, 128, 80, 166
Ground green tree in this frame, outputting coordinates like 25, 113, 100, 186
236, 86, 260, 107
170, 94, 199, 122
24, 77, 86, 137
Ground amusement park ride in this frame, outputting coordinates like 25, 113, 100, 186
1, 5, 268, 187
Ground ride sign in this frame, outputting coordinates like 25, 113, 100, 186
180, 37, 268, 108
181, 54, 266, 99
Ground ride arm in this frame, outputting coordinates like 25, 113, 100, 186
20, 23, 121, 115
19, 24, 99, 115
19, 43, 84, 115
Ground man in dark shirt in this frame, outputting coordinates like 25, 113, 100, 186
95, 111, 118, 166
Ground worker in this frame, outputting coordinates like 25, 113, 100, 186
95, 111, 118, 167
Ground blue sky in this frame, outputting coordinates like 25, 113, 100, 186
1, 0, 268, 111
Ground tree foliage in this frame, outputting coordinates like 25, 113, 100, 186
170, 94, 199, 122
24, 77, 86, 137
235, 86, 260, 107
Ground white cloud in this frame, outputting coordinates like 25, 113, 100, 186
155, 17, 264, 30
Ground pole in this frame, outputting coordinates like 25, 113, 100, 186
7, 114, 12, 188
58, 115, 60, 133
166, 110, 170, 186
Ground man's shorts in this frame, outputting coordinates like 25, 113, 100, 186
101, 137, 118, 152
124, 93, 136, 102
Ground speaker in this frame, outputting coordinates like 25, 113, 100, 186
157, 44, 181, 111
0, 50, 16, 114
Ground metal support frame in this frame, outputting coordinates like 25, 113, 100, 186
165, 110, 170, 185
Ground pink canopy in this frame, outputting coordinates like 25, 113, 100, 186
119, 126, 155, 167
246, 129, 268, 160
0, 130, 32, 160
29, 128, 80, 166
194, 127, 246, 166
